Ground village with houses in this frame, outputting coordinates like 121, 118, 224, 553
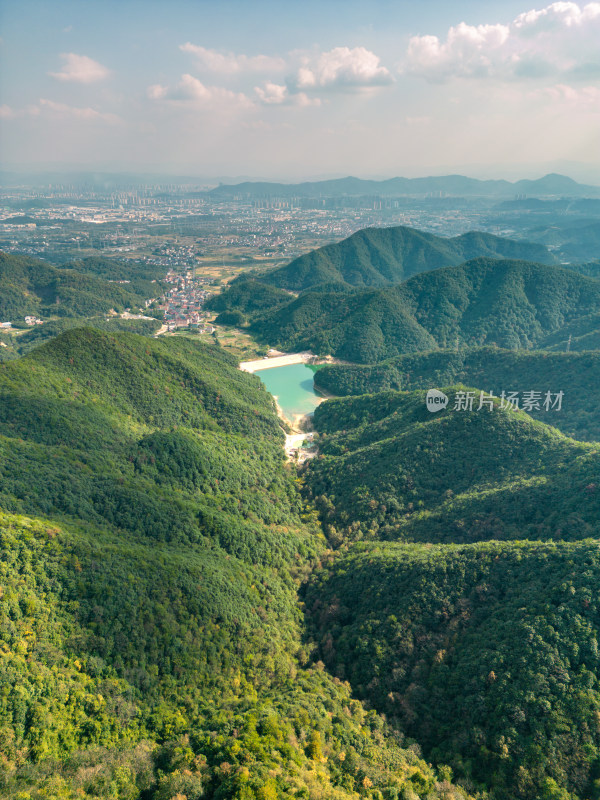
158, 268, 215, 333
0, 262, 217, 337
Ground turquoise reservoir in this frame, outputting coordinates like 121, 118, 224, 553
254, 363, 321, 423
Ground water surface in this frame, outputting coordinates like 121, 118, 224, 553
255, 363, 321, 423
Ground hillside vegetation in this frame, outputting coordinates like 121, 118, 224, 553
206, 278, 292, 320
305, 389, 600, 546
247, 259, 600, 362
258, 226, 555, 291
6, 215, 600, 800
0, 329, 468, 800
314, 347, 600, 441
300, 380, 600, 798
0, 315, 161, 362
304, 539, 600, 800
62, 254, 165, 284
0, 252, 159, 320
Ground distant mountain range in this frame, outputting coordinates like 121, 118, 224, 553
208, 172, 600, 199
2, 170, 599, 198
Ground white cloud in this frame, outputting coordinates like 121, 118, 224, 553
177, 44, 391, 108
294, 46, 393, 91
295, 92, 322, 107
254, 81, 321, 106
254, 81, 288, 104
0, 104, 15, 119
148, 74, 252, 109
405, 24, 510, 81
180, 43, 285, 74
514, 2, 600, 33
403, 2, 600, 82
49, 53, 110, 83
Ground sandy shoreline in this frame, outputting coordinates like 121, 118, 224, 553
240, 352, 314, 373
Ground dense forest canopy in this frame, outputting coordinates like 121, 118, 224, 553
238, 259, 600, 362
3, 218, 600, 799
314, 346, 600, 441
0, 252, 160, 320
0, 328, 468, 800
304, 539, 600, 800
256, 226, 556, 291
305, 388, 600, 546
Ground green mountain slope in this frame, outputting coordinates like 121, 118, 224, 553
253, 226, 556, 291
314, 347, 600, 441
527, 220, 600, 262
0, 329, 467, 800
250, 285, 437, 363
304, 539, 600, 800
249, 259, 600, 362
61, 254, 164, 282
0, 329, 294, 549
540, 309, 600, 352
569, 259, 600, 280
305, 389, 600, 545
0, 252, 157, 320
0, 315, 161, 363
206, 278, 292, 320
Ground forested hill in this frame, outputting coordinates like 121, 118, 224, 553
257, 225, 556, 291
0, 251, 158, 319
302, 389, 600, 798
248, 259, 600, 362
304, 539, 600, 800
314, 346, 600, 441
305, 388, 600, 546
0, 328, 468, 800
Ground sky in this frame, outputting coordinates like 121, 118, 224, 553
1, 0, 599, 181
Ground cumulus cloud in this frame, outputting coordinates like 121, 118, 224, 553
254, 81, 320, 106
148, 74, 252, 109
514, 2, 600, 33
176, 44, 391, 108
48, 53, 110, 83
0, 104, 15, 119
403, 2, 600, 82
254, 81, 288, 104
180, 43, 285, 73
405, 24, 511, 81
293, 46, 393, 91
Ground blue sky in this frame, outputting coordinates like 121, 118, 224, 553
1, 0, 599, 180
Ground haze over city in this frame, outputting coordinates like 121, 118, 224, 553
2, 0, 600, 181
